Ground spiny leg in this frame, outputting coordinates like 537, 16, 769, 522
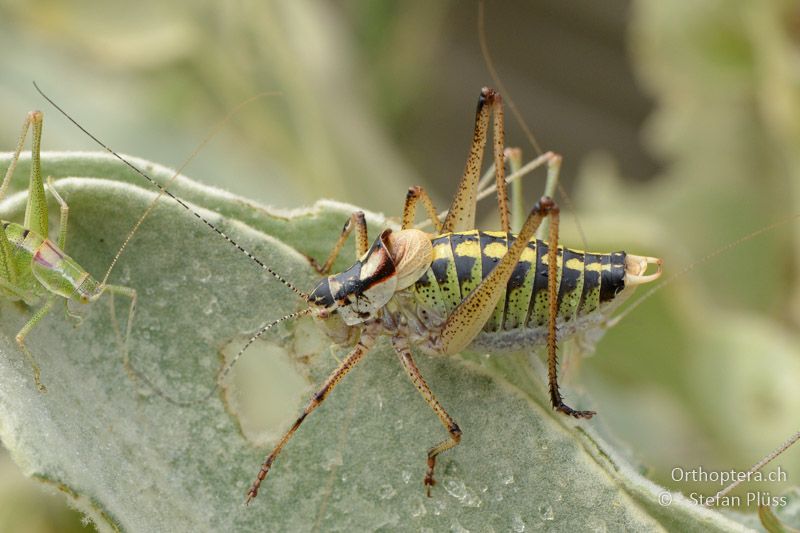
0, 111, 40, 202
537, 153, 562, 241
475, 149, 509, 193
0, 278, 30, 301
438, 197, 557, 355
46, 177, 68, 250
402, 186, 442, 231
245, 331, 377, 504
419, 148, 557, 232
475, 146, 529, 232
475, 150, 564, 237
21, 112, 48, 238
310, 211, 368, 275
16, 296, 56, 392
392, 336, 461, 496
442, 88, 495, 233
489, 90, 511, 232
0, 225, 18, 290
0, 112, 46, 292
507, 148, 525, 232
543, 203, 594, 419
442, 87, 510, 232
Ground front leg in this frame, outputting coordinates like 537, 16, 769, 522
103, 284, 138, 382
310, 211, 368, 275
245, 330, 377, 504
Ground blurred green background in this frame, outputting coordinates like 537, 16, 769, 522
1, 0, 799, 530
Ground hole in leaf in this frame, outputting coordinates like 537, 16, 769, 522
223, 340, 309, 446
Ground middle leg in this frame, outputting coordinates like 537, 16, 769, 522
15, 296, 56, 392
104, 284, 139, 383
45, 177, 82, 322
392, 335, 461, 496
402, 186, 441, 231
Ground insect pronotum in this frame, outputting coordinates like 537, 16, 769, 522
36, 84, 663, 503
0, 110, 137, 392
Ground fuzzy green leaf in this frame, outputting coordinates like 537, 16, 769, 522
0, 153, 754, 532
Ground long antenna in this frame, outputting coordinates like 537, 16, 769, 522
477, 0, 589, 249
100, 92, 279, 288
706, 429, 800, 505
127, 309, 313, 407
32, 82, 309, 301
608, 212, 800, 327
217, 307, 314, 391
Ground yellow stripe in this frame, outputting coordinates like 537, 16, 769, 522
483, 242, 507, 259
454, 240, 481, 258
432, 242, 451, 260
520, 247, 536, 263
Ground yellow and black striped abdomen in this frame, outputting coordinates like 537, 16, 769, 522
410, 230, 627, 333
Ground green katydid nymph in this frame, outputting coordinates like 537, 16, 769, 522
0, 111, 136, 392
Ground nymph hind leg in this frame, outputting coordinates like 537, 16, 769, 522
0, 227, 42, 392
0, 223, 19, 292
443, 87, 511, 233
541, 201, 594, 419
437, 194, 594, 418
1, 112, 53, 392
438, 197, 557, 355
0, 111, 44, 209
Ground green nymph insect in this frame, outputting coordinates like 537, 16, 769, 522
36, 86, 662, 504
0, 111, 136, 392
